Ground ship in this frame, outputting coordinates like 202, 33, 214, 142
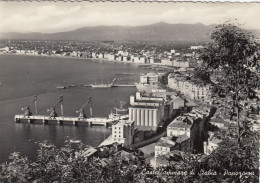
108, 101, 128, 119
91, 78, 117, 88
90, 83, 114, 88
135, 83, 159, 93
56, 86, 66, 89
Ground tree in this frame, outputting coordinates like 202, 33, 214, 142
200, 22, 260, 144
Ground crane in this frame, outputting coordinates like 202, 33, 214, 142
21, 94, 38, 117
113, 101, 128, 113
76, 96, 92, 119
47, 95, 63, 118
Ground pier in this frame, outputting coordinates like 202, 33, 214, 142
83, 84, 136, 87
14, 94, 129, 127
14, 114, 129, 127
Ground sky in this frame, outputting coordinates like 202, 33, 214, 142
0, 2, 259, 33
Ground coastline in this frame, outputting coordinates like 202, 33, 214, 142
0, 52, 153, 67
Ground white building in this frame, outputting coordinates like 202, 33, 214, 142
168, 74, 210, 101
191, 45, 204, 50
154, 137, 175, 157
116, 56, 123, 61
139, 57, 147, 64
161, 58, 173, 66
210, 118, 226, 129
123, 56, 129, 62
98, 53, 104, 59
140, 73, 159, 85
167, 116, 193, 137
107, 54, 116, 61
111, 120, 135, 147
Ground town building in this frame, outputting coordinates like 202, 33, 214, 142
161, 58, 173, 66
91, 52, 97, 58
111, 120, 135, 147
123, 56, 129, 62
140, 73, 159, 85
116, 56, 123, 61
190, 45, 204, 50
98, 53, 104, 59
168, 73, 211, 101
150, 156, 169, 169
209, 118, 226, 129
174, 134, 190, 151
167, 116, 193, 137
170, 95, 186, 109
107, 54, 116, 61
154, 137, 175, 157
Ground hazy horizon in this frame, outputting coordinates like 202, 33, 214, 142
0, 2, 259, 34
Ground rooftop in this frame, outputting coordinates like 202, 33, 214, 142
114, 120, 135, 126
168, 120, 192, 129
176, 134, 190, 143
155, 138, 175, 148
129, 105, 159, 109
210, 118, 226, 124
141, 73, 158, 77
209, 137, 222, 144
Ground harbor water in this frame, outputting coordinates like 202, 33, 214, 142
0, 54, 153, 163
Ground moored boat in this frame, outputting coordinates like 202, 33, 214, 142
90, 83, 113, 88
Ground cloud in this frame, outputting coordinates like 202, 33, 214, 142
0, 4, 81, 33
0, 2, 259, 33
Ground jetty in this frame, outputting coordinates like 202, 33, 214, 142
14, 114, 129, 127
14, 95, 128, 127
84, 84, 135, 87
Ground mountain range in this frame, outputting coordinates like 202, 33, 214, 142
1, 22, 259, 42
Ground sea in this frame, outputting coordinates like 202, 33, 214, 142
0, 54, 153, 163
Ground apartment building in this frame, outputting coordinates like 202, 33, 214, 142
167, 116, 193, 137
140, 73, 159, 85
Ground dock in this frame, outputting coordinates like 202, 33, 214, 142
83, 84, 135, 87
14, 114, 129, 127
15, 94, 129, 128
112, 84, 136, 87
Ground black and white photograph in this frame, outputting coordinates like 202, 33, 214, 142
0, 1, 259, 182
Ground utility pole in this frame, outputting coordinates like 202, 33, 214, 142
34, 94, 38, 115
60, 95, 63, 116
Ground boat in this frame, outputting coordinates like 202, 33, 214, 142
69, 139, 82, 144
56, 86, 66, 89
135, 83, 159, 93
108, 101, 128, 119
90, 83, 114, 88
91, 78, 117, 88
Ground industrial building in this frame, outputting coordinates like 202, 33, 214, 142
111, 120, 135, 147
128, 92, 165, 130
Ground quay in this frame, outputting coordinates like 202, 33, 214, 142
14, 114, 129, 127
83, 84, 135, 87
14, 94, 129, 127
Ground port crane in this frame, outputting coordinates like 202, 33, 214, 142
47, 95, 63, 118
113, 101, 128, 113
21, 94, 38, 117
109, 101, 128, 118
76, 96, 92, 119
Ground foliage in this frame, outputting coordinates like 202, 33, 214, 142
192, 67, 211, 85
0, 123, 258, 183
200, 22, 259, 99
139, 121, 259, 183
199, 22, 260, 144
0, 142, 146, 183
